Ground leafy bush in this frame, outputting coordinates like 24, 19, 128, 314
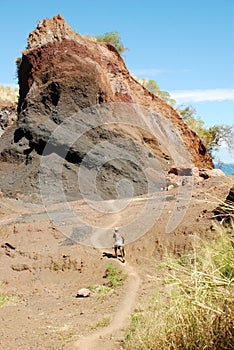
83, 31, 128, 55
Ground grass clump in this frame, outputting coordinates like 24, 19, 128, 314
91, 316, 111, 330
103, 263, 128, 288
124, 229, 234, 350
90, 284, 112, 299
90, 263, 128, 299
0, 282, 13, 307
0, 293, 11, 307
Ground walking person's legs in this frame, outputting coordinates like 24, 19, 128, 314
114, 245, 118, 258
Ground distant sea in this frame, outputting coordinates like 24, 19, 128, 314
215, 163, 234, 175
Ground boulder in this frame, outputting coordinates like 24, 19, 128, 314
0, 15, 213, 202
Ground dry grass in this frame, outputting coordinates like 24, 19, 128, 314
0, 85, 18, 104
91, 317, 111, 330
125, 223, 234, 349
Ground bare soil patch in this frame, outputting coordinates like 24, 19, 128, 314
0, 175, 233, 349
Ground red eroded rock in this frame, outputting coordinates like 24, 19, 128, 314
0, 15, 213, 202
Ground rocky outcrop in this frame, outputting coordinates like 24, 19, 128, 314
0, 15, 213, 202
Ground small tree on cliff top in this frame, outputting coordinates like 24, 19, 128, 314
83, 31, 128, 55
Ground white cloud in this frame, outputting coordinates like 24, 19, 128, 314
169, 89, 234, 103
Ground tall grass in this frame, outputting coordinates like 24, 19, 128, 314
125, 226, 234, 350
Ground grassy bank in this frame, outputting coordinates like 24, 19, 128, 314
125, 225, 234, 350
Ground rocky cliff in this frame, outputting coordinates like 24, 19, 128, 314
0, 15, 213, 203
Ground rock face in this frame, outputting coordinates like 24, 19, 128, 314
0, 15, 213, 203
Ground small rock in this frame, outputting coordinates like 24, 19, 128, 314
76, 288, 91, 298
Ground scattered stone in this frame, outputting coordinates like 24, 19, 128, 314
3, 242, 16, 250
76, 288, 91, 298
167, 184, 174, 191
11, 263, 30, 271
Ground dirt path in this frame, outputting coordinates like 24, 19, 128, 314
73, 259, 141, 350
72, 201, 142, 350
0, 198, 142, 350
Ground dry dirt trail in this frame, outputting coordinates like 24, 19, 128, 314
0, 196, 142, 350
71, 202, 142, 350
73, 260, 140, 350
1, 176, 232, 349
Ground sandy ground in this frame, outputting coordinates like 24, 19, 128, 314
0, 174, 233, 350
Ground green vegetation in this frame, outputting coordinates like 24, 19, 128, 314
90, 263, 128, 299
136, 79, 233, 160
0, 282, 13, 307
0, 293, 11, 307
90, 284, 112, 299
137, 78, 176, 106
83, 31, 128, 55
124, 225, 234, 349
91, 316, 111, 330
104, 263, 128, 288
179, 105, 234, 159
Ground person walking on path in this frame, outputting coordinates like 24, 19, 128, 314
113, 227, 125, 262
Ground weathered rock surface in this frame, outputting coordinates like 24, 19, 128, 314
0, 15, 213, 203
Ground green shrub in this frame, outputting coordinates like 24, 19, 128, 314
104, 263, 128, 288
90, 263, 128, 300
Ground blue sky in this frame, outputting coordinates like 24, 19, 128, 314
1, 0, 233, 162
